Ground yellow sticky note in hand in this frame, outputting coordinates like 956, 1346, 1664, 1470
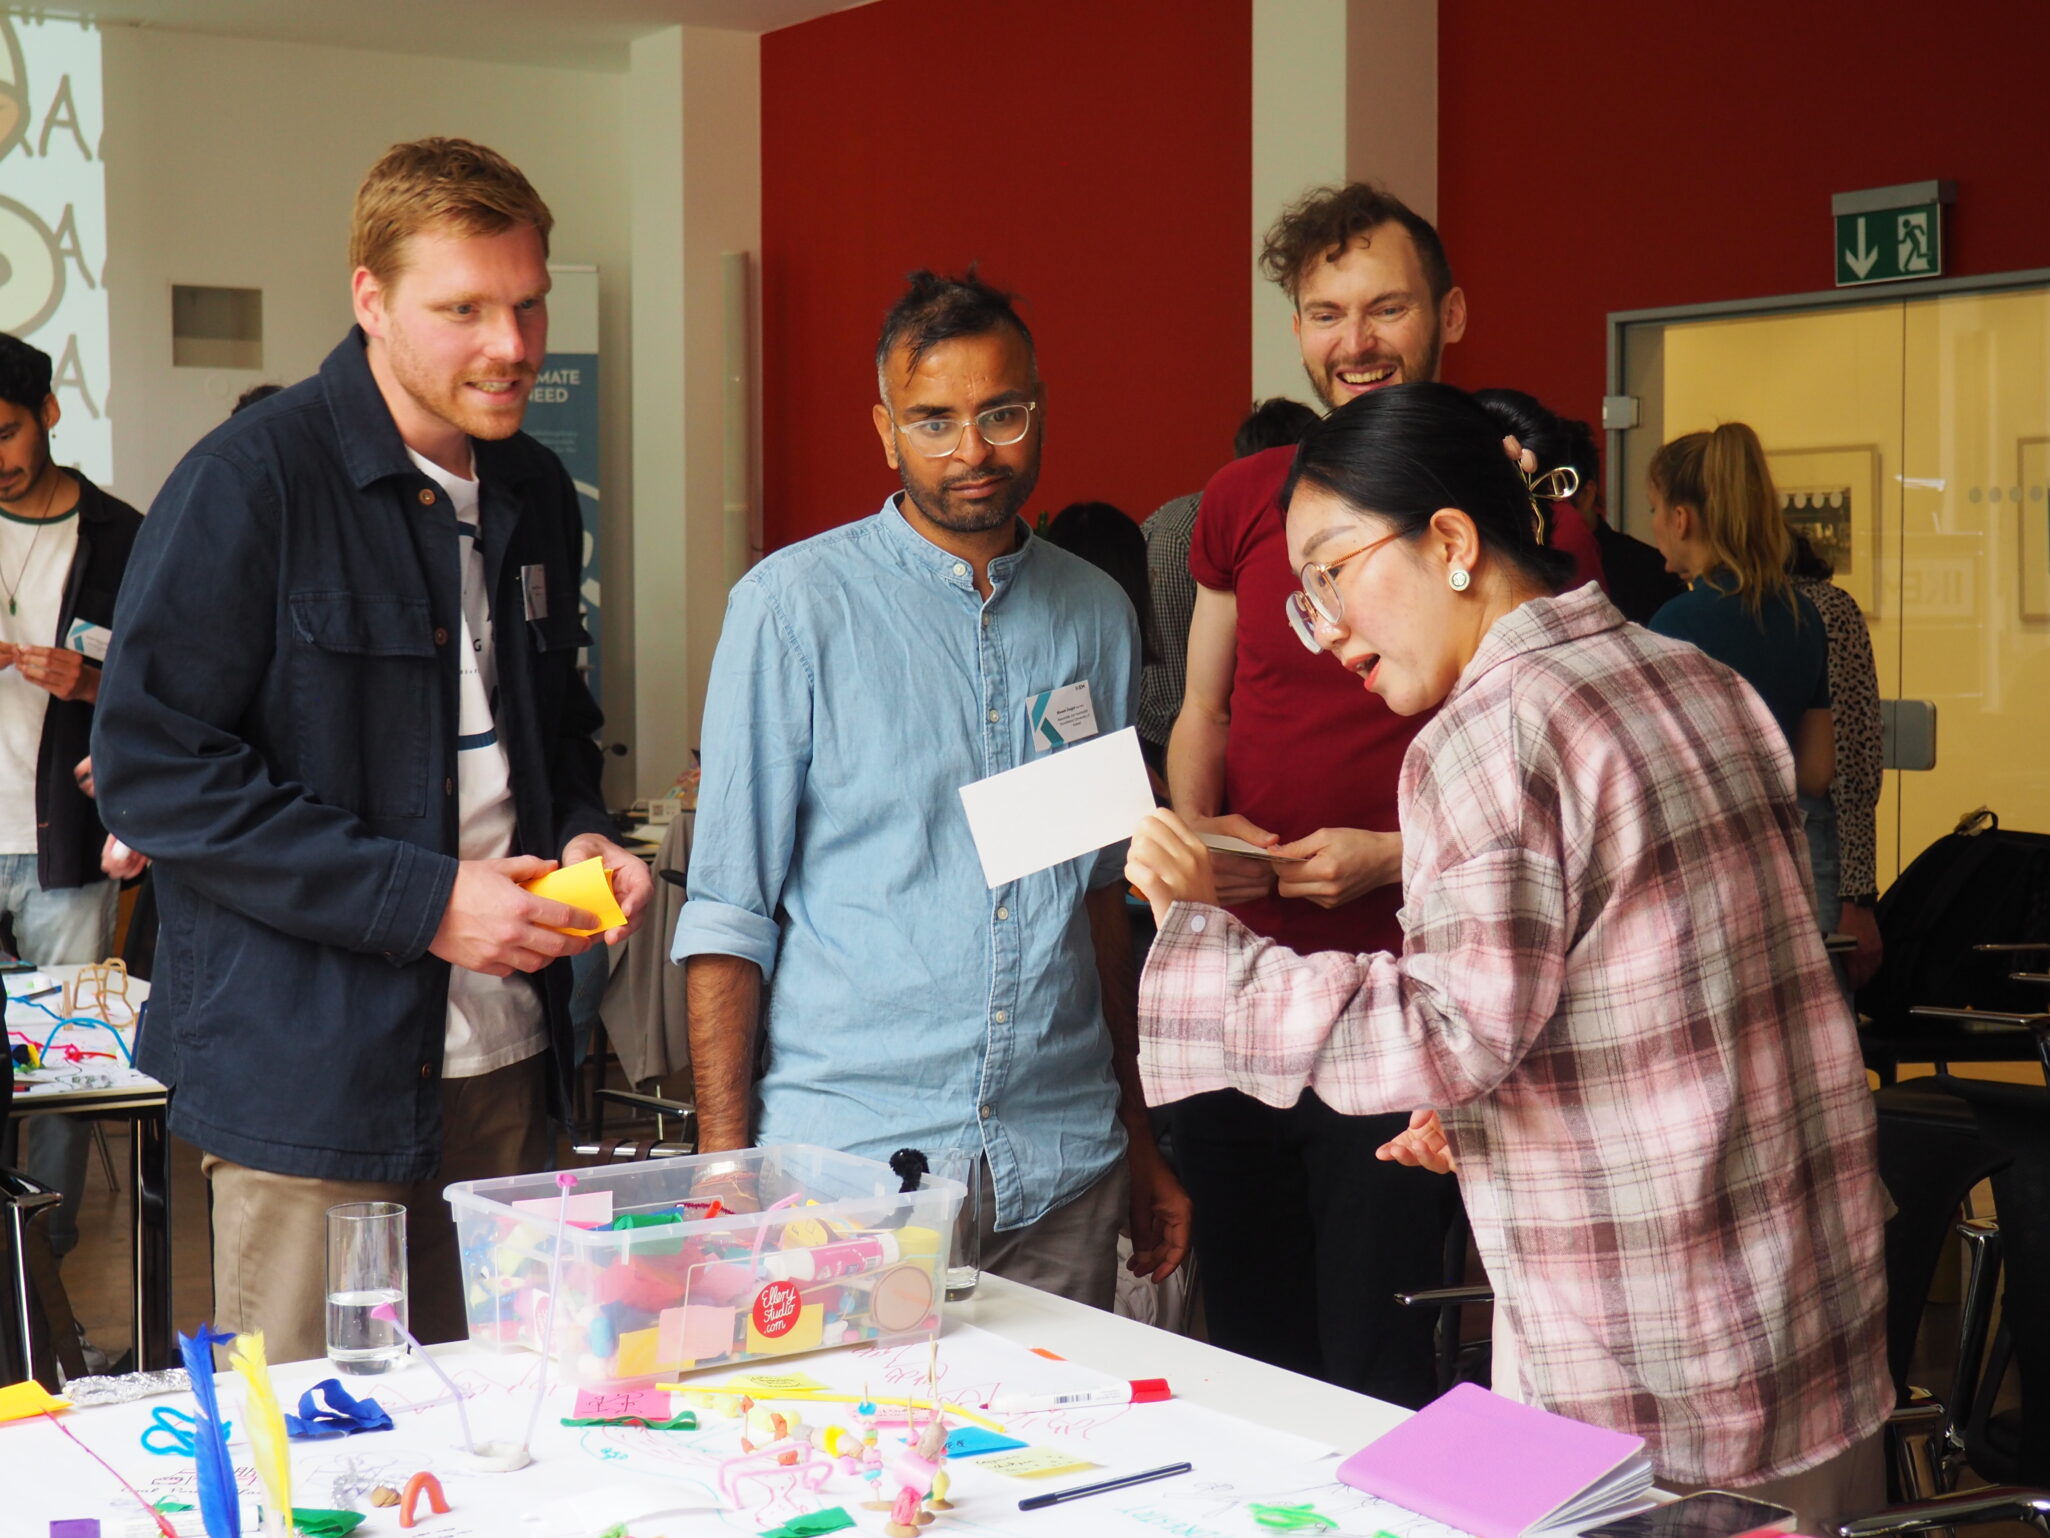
0, 1380, 67, 1421
521, 856, 627, 936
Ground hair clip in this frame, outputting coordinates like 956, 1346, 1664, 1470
1525, 465, 1581, 503
1521, 465, 1580, 547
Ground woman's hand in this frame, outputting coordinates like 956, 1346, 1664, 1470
1126, 808, 1219, 925
1376, 1108, 1456, 1174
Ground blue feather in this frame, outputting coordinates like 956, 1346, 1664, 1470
178, 1325, 242, 1538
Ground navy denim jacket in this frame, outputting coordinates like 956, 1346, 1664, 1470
93, 330, 611, 1181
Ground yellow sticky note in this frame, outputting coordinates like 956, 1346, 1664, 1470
892, 1225, 943, 1260
974, 1446, 1099, 1479
615, 1325, 661, 1378
0, 1380, 67, 1422
725, 1370, 829, 1394
521, 856, 627, 936
779, 1217, 830, 1249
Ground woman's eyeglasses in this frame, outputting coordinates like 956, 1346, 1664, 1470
1283, 530, 1402, 653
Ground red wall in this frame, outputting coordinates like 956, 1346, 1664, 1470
760, 0, 1251, 550
1436, 1, 2050, 479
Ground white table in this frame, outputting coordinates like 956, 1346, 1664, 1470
2, 1273, 1426, 1538
6, 965, 171, 1372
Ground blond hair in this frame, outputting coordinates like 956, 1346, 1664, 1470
1648, 422, 1793, 615
349, 137, 552, 283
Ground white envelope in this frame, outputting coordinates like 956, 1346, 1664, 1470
958, 726, 1154, 888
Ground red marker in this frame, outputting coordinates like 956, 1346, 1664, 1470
984, 1379, 1171, 1412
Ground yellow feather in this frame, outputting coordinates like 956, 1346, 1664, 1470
228, 1330, 295, 1535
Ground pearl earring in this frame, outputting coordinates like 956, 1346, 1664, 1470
1448, 567, 1471, 592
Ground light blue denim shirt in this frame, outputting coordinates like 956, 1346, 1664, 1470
673, 495, 1141, 1229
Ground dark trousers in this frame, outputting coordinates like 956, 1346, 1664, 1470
1169, 1087, 1457, 1409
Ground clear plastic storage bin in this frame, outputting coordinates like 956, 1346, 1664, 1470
445, 1144, 963, 1389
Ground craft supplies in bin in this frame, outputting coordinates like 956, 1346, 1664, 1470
446, 1144, 963, 1389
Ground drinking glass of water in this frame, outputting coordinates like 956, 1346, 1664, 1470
326, 1201, 408, 1374
924, 1149, 981, 1301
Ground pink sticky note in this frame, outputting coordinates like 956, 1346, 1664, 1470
661, 1303, 738, 1362
572, 1387, 673, 1421
514, 1190, 614, 1226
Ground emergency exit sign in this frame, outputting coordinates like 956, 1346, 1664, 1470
1833, 181, 1954, 286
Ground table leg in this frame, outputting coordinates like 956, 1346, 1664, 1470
131, 1107, 173, 1369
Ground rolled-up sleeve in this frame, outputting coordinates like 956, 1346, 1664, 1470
672, 577, 812, 976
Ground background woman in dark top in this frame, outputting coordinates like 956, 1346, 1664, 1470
1646, 422, 1836, 918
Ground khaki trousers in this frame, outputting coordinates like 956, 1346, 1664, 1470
979, 1158, 1131, 1312
206, 1055, 550, 1363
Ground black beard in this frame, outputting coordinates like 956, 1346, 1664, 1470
899, 455, 1041, 535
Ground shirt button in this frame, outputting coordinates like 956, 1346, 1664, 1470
1190, 914, 1208, 934
993, 1009, 1007, 1023
417, 488, 436, 505
420, 1062, 437, 1080
987, 709, 999, 723
981, 613, 990, 627
979, 1105, 991, 1120
444, 777, 454, 795
995, 906, 1008, 920
433, 626, 449, 646
953, 562, 967, 577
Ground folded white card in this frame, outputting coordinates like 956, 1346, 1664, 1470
958, 726, 1154, 888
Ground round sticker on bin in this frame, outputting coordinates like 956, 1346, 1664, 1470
752, 1279, 803, 1339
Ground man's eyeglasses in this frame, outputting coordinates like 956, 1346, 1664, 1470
893, 402, 1038, 459
1283, 529, 1403, 652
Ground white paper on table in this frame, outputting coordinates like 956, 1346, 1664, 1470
958, 726, 1155, 888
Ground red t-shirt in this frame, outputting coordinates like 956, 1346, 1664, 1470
1187, 446, 1426, 955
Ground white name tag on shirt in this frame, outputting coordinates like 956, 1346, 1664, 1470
959, 726, 1153, 888
1027, 679, 1100, 751
64, 619, 111, 662
521, 564, 548, 622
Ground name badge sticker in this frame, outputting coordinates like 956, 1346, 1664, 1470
1027, 680, 1100, 751
521, 564, 549, 622
64, 619, 112, 662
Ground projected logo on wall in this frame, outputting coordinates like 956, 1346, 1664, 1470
0, 11, 110, 484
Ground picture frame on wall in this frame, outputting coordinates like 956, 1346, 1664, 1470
1768, 444, 1882, 618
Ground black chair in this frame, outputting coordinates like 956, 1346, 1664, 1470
1863, 943, 2050, 1085
1926, 1069, 2050, 1488
1872, 1081, 2012, 1495
1392, 1201, 1491, 1395
1838, 1484, 2050, 1538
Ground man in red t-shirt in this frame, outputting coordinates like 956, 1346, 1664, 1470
1164, 184, 1466, 1407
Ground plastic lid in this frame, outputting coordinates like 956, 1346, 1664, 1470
1128, 1378, 1171, 1403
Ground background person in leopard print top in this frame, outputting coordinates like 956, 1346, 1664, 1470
1789, 534, 1885, 987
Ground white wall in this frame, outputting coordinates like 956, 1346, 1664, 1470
1250, 0, 1438, 406
628, 26, 759, 801
98, 24, 639, 797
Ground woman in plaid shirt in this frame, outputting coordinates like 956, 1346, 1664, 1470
1129, 384, 1888, 1527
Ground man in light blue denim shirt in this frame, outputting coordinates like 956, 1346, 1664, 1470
674, 271, 1189, 1308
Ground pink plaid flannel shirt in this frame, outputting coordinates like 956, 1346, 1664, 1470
1141, 586, 1889, 1487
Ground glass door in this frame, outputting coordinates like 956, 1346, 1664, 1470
1612, 280, 2050, 885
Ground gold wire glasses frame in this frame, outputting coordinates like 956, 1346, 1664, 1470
1283, 529, 1404, 653
893, 401, 1039, 459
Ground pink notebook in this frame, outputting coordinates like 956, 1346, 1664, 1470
1337, 1383, 1653, 1538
